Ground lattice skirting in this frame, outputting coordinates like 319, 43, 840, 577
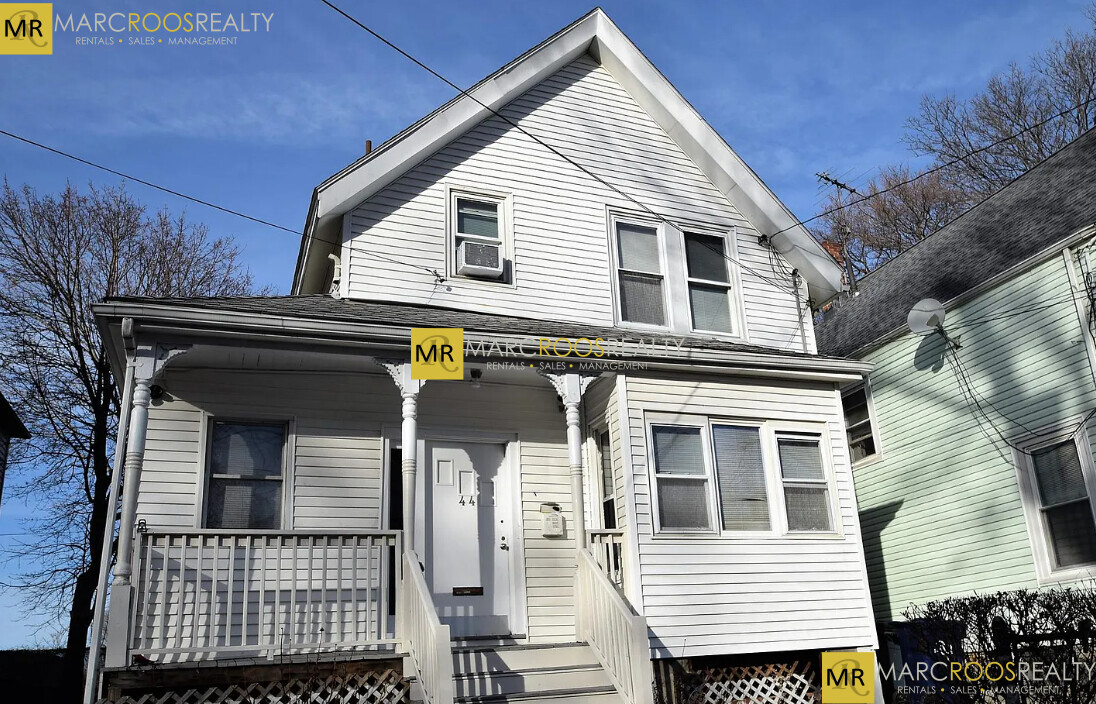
96, 670, 409, 704
654, 656, 820, 704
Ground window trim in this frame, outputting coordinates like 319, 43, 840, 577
1013, 425, 1096, 584
609, 211, 671, 332
445, 184, 515, 285
771, 428, 838, 535
841, 381, 883, 468
645, 413, 841, 538
646, 418, 719, 535
197, 414, 295, 530
680, 228, 746, 338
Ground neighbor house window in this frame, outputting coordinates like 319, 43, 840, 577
776, 433, 833, 532
615, 221, 666, 326
684, 233, 734, 334
650, 424, 712, 531
599, 430, 616, 529
1025, 439, 1096, 570
841, 383, 880, 464
205, 421, 287, 530
711, 424, 770, 531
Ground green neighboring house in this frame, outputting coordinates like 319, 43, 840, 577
816, 128, 1096, 639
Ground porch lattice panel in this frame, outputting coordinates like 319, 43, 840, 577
656, 659, 819, 704
96, 670, 408, 704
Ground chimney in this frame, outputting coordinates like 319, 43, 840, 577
365, 140, 372, 155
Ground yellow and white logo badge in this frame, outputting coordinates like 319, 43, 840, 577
411, 328, 464, 380
1, 4, 51, 54
821, 651, 875, 703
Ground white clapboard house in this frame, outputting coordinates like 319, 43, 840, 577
89, 9, 879, 704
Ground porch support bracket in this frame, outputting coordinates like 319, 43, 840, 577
376, 360, 427, 552
539, 371, 598, 548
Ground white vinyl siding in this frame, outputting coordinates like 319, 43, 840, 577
343, 55, 813, 351
624, 374, 876, 656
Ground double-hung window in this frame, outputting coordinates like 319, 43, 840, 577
649, 417, 837, 536
776, 433, 833, 532
615, 221, 666, 326
684, 233, 735, 334
204, 420, 287, 530
1019, 437, 1096, 575
650, 424, 713, 531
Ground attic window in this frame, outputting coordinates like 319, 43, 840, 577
615, 220, 666, 326
448, 187, 511, 281
684, 233, 734, 334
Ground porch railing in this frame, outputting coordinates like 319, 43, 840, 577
588, 529, 625, 588
129, 530, 401, 660
399, 549, 454, 704
576, 547, 654, 704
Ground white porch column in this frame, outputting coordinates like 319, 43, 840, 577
113, 377, 151, 584
541, 372, 596, 549
377, 360, 426, 551
104, 347, 155, 668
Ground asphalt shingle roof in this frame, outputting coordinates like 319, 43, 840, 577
815, 127, 1096, 357
103, 295, 833, 360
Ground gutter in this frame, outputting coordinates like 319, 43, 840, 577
93, 301, 872, 377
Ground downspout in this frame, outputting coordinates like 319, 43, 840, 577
83, 318, 137, 704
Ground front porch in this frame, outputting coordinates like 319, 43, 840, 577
94, 333, 653, 704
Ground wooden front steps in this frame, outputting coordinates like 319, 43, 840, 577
449, 643, 620, 704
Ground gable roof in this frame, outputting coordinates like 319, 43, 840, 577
815, 127, 1096, 358
293, 8, 843, 303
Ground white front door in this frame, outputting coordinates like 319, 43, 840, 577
422, 440, 513, 637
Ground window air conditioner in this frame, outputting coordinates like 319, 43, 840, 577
457, 241, 504, 279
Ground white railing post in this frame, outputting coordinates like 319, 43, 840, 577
128, 530, 401, 661
400, 549, 454, 704
575, 548, 654, 704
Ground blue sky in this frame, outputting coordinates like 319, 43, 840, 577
0, 0, 1091, 646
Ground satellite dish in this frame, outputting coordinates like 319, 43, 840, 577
907, 298, 946, 336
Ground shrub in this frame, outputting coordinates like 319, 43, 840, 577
899, 586, 1096, 704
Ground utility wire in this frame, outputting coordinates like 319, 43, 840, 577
770, 95, 1096, 239
316, 0, 805, 298
0, 128, 447, 284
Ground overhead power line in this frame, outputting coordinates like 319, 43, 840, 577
771, 96, 1096, 239
0, 128, 447, 284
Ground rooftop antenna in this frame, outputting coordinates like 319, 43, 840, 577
907, 298, 961, 348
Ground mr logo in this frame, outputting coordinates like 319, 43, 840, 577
0, 4, 52, 55
821, 652, 875, 703
411, 328, 464, 380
